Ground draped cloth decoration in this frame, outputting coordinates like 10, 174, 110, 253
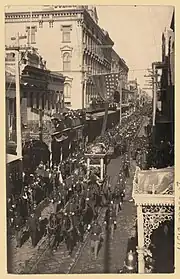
135, 167, 174, 195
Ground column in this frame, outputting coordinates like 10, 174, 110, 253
6, 98, 10, 140
137, 204, 145, 273
100, 158, 104, 180
15, 50, 22, 158
87, 158, 90, 178
49, 142, 52, 168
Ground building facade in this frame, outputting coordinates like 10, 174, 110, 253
6, 47, 65, 148
152, 10, 174, 147
111, 49, 129, 89
5, 5, 114, 109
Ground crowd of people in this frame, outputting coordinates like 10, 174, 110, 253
7, 104, 155, 262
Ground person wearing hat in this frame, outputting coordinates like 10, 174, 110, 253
113, 183, 122, 216
55, 210, 64, 246
90, 219, 102, 260
13, 211, 23, 248
50, 187, 59, 214
122, 250, 137, 273
26, 211, 40, 247
104, 202, 117, 239
123, 158, 130, 178
48, 213, 58, 251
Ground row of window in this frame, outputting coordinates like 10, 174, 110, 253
83, 53, 109, 75
29, 93, 62, 110
62, 51, 109, 73
83, 30, 104, 58
26, 24, 72, 44
86, 83, 97, 105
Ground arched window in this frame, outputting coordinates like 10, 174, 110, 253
64, 83, 71, 98
63, 52, 71, 71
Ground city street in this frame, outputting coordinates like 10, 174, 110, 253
30, 144, 138, 274
71, 157, 137, 273
5, 5, 174, 275
9, 116, 147, 274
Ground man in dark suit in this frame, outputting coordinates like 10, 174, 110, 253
26, 212, 40, 247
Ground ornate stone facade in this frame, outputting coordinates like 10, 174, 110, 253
5, 5, 114, 109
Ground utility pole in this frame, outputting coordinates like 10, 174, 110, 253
152, 63, 158, 127
39, 108, 43, 141
15, 49, 22, 157
119, 79, 122, 125
83, 71, 88, 109
6, 32, 27, 158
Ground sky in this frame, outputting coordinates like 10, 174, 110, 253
5, 5, 174, 93
97, 5, 174, 92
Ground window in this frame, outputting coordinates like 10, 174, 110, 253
64, 83, 71, 98
48, 95, 50, 110
26, 26, 37, 44
63, 52, 71, 71
42, 95, 45, 110
83, 30, 86, 44
52, 95, 55, 109
39, 21, 43, 28
49, 21, 54, 28
62, 25, 72, 42
36, 95, 39, 109
30, 92, 33, 108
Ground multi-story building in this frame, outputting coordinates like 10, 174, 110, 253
111, 49, 129, 89
6, 47, 65, 150
5, 5, 114, 109
152, 9, 174, 148
110, 49, 135, 116
133, 11, 175, 274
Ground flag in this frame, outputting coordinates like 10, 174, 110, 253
92, 72, 121, 100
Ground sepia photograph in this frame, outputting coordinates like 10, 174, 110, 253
5, 4, 175, 274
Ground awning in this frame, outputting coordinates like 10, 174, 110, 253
87, 110, 116, 120
7, 154, 22, 164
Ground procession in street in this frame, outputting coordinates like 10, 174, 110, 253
5, 5, 175, 274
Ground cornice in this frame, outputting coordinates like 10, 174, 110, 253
5, 9, 84, 23
83, 9, 114, 46
133, 193, 175, 206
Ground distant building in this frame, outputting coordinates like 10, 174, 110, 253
127, 78, 139, 107
110, 49, 135, 115
5, 5, 114, 109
